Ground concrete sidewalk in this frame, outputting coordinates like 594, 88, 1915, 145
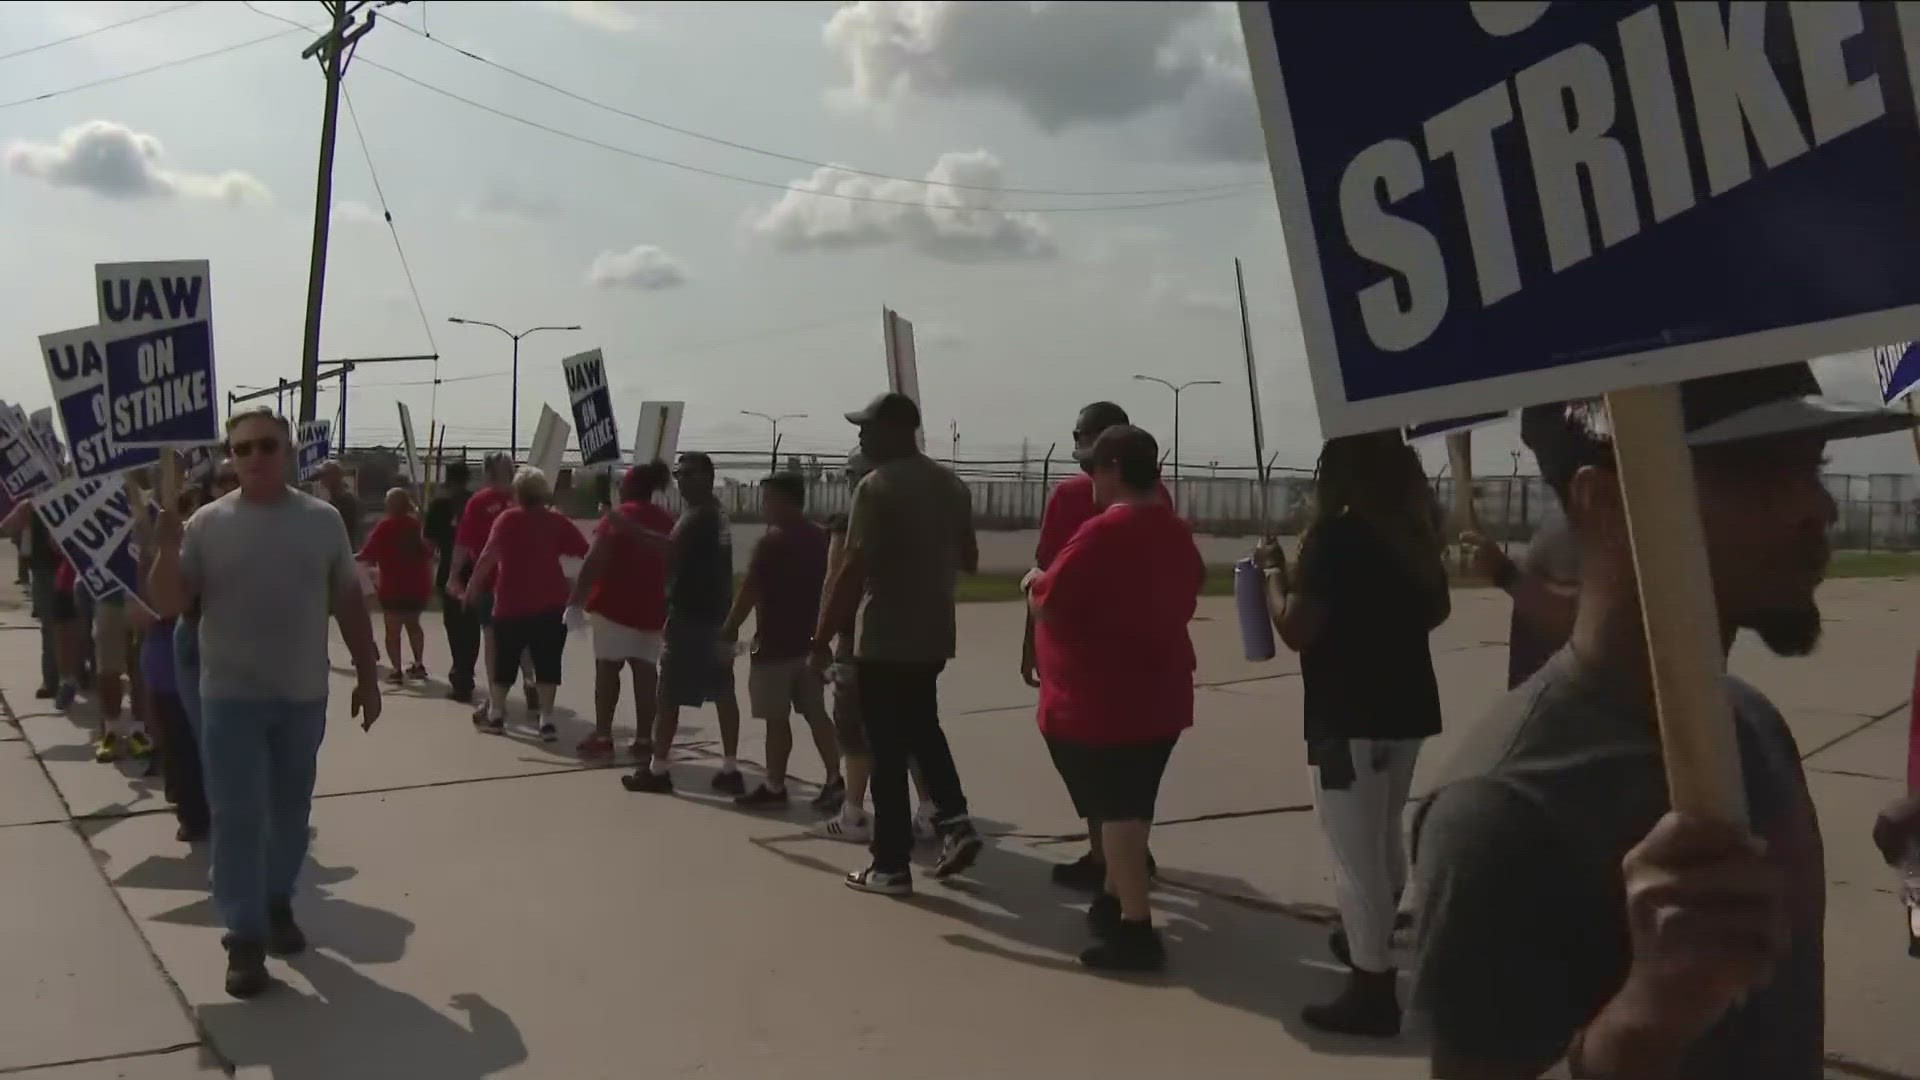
0, 576, 1915, 1078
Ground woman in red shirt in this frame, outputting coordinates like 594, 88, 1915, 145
357, 488, 435, 685
1027, 425, 1204, 974
462, 468, 589, 740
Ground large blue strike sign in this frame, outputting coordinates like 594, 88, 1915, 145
562, 348, 620, 469
1241, 1, 1920, 435
104, 322, 217, 448
40, 325, 160, 479
34, 476, 140, 603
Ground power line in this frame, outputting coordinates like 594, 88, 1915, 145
355, 58, 1250, 215
0, 1, 202, 64
0, 27, 298, 111
340, 83, 440, 368
376, 14, 1258, 199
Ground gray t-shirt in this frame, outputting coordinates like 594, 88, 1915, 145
1413, 650, 1826, 1078
1506, 515, 1580, 688
181, 488, 355, 702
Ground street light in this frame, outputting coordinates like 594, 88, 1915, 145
741, 411, 806, 474
446, 318, 581, 455
1132, 374, 1221, 513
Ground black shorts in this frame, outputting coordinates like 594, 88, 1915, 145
1045, 736, 1178, 824
659, 627, 736, 708
492, 611, 567, 686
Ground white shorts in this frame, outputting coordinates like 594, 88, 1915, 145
591, 614, 664, 664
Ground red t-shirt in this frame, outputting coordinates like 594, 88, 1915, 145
749, 519, 829, 661
483, 506, 589, 619
54, 554, 75, 593
1034, 473, 1173, 569
587, 500, 675, 631
1031, 501, 1204, 745
454, 486, 515, 561
357, 515, 434, 604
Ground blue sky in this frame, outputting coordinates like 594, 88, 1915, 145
1, 1, 1910, 477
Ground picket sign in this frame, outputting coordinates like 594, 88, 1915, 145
40, 325, 161, 480
297, 420, 332, 482
94, 261, 218, 451
631, 401, 684, 466
1242, 1, 1920, 823
882, 307, 924, 450
33, 474, 146, 611
561, 349, 620, 468
398, 402, 421, 487
529, 405, 569, 481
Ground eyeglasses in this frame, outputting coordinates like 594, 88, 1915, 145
229, 438, 282, 458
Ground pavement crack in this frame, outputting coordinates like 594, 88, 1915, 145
1799, 701, 1908, 763
0, 1042, 210, 1077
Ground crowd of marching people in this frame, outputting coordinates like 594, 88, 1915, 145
18, 367, 1920, 1078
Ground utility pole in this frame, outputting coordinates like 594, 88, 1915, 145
296, 1, 406, 424
741, 411, 805, 475
447, 318, 581, 455
948, 420, 959, 468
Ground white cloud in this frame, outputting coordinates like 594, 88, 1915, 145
586, 244, 687, 290
748, 150, 1055, 262
547, 1, 655, 33
4, 120, 269, 206
823, 1, 1261, 160
335, 199, 381, 225
460, 189, 563, 226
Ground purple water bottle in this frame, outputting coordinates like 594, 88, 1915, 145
1235, 556, 1276, 661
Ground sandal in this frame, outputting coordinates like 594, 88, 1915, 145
577, 734, 615, 757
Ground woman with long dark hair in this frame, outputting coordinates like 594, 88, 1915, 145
1259, 430, 1450, 1038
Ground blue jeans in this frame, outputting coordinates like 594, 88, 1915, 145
199, 697, 328, 942
172, 621, 202, 732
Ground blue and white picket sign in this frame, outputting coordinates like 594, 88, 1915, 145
0, 421, 56, 503
1406, 411, 1510, 442
1873, 342, 1920, 406
40, 325, 161, 479
33, 475, 140, 603
562, 348, 620, 468
95, 261, 217, 450
1240, 1, 1920, 435
297, 420, 332, 482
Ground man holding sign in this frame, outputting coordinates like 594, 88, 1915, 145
1414, 366, 1910, 1077
147, 407, 383, 999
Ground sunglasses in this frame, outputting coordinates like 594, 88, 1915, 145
229, 438, 283, 458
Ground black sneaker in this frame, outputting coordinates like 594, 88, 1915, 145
1088, 892, 1122, 940
622, 768, 673, 794
710, 768, 746, 795
538, 722, 558, 743
1052, 853, 1106, 893
810, 776, 847, 813
845, 866, 913, 897
447, 686, 474, 704
734, 784, 789, 809
932, 820, 984, 879
266, 900, 307, 957
1080, 919, 1166, 973
223, 938, 271, 999
176, 820, 209, 843
33, 685, 53, 700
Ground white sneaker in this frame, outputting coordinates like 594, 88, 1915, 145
813, 815, 872, 843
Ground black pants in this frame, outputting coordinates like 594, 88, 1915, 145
493, 610, 567, 688
441, 586, 480, 693
859, 660, 967, 873
154, 691, 208, 832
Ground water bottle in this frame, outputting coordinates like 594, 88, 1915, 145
1234, 557, 1276, 662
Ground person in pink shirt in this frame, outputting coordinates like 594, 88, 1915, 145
461, 468, 590, 740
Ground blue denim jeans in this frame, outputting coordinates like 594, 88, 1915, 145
198, 697, 328, 942
172, 621, 202, 732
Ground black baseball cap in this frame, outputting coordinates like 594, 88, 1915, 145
1524, 361, 1915, 497
845, 391, 921, 430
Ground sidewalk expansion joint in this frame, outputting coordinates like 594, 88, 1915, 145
1799, 701, 1909, 763
0, 1041, 210, 1077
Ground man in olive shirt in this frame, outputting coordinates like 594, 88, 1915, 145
813, 392, 982, 897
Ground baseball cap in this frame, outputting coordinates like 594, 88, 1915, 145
844, 391, 922, 429
1071, 401, 1132, 463
674, 451, 715, 476
1524, 361, 1915, 496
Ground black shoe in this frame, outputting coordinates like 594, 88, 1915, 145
1080, 919, 1166, 973
1088, 892, 1122, 940
538, 722, 558, 743
266, 900, 306, 957
1052, 853, 1106, 893
810, 776, 847, 813
1300, 967, 1401, 1038
622, 768, 673, 794
33, 685, 53, 700
932, 821, 984, 879
447, 686, 473, 704
734, 784, 789, 809
710, 768, 746, 795
176, 820, 209, 844
223, 938, 270, 999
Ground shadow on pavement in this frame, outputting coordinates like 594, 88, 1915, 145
750, 831, 1427, 1060
200, 950, 527, 1080
146, 856, 416, 966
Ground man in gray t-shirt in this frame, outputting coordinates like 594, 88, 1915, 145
150, 408, 383, 1000
1412, 365, 1919, 1078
